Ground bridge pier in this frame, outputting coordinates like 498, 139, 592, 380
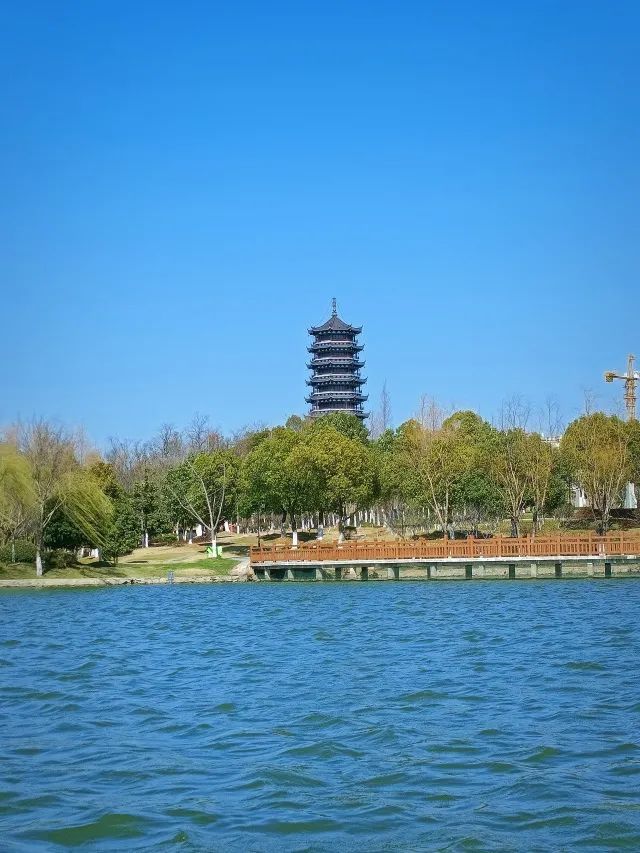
387, 565, 399, 581
530, 562, 538, 578
315, 567, 323, 581
334, 567, 342, 581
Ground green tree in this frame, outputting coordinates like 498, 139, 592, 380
305, 425, 377, 540
527, 433, 559, 534
244, 428, 320, 546
488, 428, 531, 537
103, 494, 140, 565
627, 420, 640, 488
395, 417, 474, 534
19, 421, 111, 576
0, 442, 35, 550
561, 413, 631, 533
310, 412, 369, 444
444, 412, 503, 533
163, 450, 239, 552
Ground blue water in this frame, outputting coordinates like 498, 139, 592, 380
1, 581, 640, 851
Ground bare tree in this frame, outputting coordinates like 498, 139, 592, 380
154, 423, 184, 464
370, 381, 393, 438
497, 395, 531, 431
582, 388, 598, 416
537, 396, 564, 440
164, 453, 227, 553
416, 395, 449, 432
186, 413, 211, 453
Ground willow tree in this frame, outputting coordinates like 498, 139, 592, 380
0, 443, 36, 559
18, 421, 111, 576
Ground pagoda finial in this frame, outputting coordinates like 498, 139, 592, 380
331, 297, 337, 316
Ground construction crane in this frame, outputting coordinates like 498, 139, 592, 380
604, 354, 639, 421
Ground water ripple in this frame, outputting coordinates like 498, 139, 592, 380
1, 581, 640, 849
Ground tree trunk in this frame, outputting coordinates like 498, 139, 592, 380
11, 541, 15, 564
510, 515, 520, 538
338, 511, 346, 543
144, 529, 149, 548
36, 546, 43, 577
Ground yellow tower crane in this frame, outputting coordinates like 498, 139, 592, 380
604, 354, 639, 421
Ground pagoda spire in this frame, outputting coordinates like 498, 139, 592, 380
331, 297, 337, 317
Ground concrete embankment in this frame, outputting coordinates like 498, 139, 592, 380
0, 576, 231, 589
253, 557, 640, 581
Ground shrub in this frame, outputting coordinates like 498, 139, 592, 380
43, 549, 77, 569
152, 532, 180, 546
0, 540, 37, 564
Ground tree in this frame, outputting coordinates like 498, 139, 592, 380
284, 415, 304, 433
18, 421, 111, 576
132, 472, 168, 548
561, 413, 631, 533
627, 420, 640, 487
444, 412, 503, 534
370, 381, 392, 439
163, 450, 236, 552
43, 505, 87, 551
311, 412, 369, 444
102, 494, 140, 565
306, 425, 378, 541
0, 443, 35, 557
244, 428, 319, 547
527, 433, 558, 533
396, 417, 474, 534
488, 428, 531, 537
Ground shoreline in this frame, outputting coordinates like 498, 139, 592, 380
2, 572, 640, 589
0, 575, 245, 588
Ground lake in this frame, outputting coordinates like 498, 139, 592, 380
1, 580, 640, 851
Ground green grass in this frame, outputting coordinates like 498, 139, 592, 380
0, 556, 237, 581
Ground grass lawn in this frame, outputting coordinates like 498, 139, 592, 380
0, 542, 240, 581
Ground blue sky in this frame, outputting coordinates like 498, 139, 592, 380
1, 1, 638, 445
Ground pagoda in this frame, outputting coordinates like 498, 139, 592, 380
306, 299, 368, 420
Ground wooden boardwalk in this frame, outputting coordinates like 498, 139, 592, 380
250, 533, 640, 566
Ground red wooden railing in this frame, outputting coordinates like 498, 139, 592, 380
250, 533, 640, 564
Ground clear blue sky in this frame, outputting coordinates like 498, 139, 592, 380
1, 1, 638, 445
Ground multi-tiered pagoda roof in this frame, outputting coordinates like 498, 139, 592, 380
306, 299, 368, 420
